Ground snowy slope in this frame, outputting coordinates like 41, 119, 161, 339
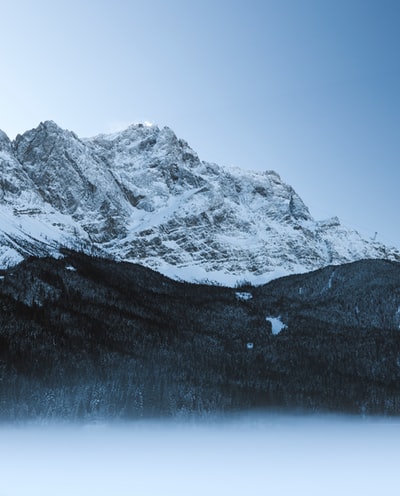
0, 121, 398, 284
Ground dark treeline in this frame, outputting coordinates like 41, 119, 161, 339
1, 251, 400, 420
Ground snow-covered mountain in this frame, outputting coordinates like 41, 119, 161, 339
0, 120, 398, 285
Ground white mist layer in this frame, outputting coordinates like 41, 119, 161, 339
0, 414, 399, 496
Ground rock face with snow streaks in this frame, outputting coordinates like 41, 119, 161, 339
0, 120, 398, 284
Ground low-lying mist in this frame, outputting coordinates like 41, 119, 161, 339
0, 413, 399, 495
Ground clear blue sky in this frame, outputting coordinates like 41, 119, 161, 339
1, 0, 399, 248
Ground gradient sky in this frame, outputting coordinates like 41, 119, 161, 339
1, 0, 399, 247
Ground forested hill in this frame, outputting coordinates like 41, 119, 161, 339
1, 252, 400, 420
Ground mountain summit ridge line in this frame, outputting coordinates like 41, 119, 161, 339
0, 120, 398, 285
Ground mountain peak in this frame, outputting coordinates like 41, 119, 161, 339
39, 119, 63, 131
0, 121, 398, 283
13, 120, 78, 148
0, 129, 11, 152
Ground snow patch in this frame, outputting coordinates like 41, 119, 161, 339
265, 316, 287, 336
266, 316, 287, 335
395, 307, 400, 330
0, 246, 24, 269
235, 292, 253, 301
130, 259, 292, 287
327, 270, 336, 289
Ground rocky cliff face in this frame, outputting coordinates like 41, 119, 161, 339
0, 120, 398, 284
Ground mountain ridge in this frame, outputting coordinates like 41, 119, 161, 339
0, 120, 398, 285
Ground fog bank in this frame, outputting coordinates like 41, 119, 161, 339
1, 414, 399, 495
